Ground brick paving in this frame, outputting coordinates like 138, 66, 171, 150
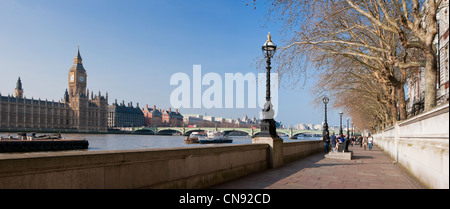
211, 144, 426, 189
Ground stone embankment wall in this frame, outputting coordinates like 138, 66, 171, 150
374, 103, 449, 189
0, 140, 321, 188
283, 140, 322, 163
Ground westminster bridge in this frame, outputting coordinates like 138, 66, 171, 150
124, 126, 322, 139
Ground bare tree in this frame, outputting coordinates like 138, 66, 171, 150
344, 0, 444, 111
251, 0, 441, 129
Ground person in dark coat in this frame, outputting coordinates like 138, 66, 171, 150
322, 131, 330, 154
330, 132, 337, 152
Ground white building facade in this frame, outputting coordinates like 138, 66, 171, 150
406, 1, 449, 115
437, 0, 449, 103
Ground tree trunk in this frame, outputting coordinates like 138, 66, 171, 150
424, 49, 437, 111
397, 85, 407, 120
389, 102, 397, 126
423, 0, 439, 111
390, 88, 397, 126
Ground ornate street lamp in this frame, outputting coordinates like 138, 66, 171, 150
339, 110, 343, 136
346, 117, 350, 139
260, 32, 278, 138
322, 96, 329, 140
351, 121, 354, 138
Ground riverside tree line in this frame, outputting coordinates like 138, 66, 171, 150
250, 0, 448, 132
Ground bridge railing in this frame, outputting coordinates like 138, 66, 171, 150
129, 126, 322, 138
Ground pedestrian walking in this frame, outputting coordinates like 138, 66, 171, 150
330, 132, 336, 152
323, 131, 330, 154
362, 136, 368, 151
368, 134, 374, 151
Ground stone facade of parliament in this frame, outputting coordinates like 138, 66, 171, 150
0, 48, 108, 133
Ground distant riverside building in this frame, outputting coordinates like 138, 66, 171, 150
161, 108, 183, 126
108, 100, 145, 128
0, 47, 108, 132
214, 117, 224, 123
183, 114, 259, 128
293, 123, 326, 131
141, 104, 162, 127
141, 105, 182, 127
203, 115, 215, 122
183, 114, 204, 124
224, 118, 234, 124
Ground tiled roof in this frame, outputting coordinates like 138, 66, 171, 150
109, 104, 144, 115
1, 96, 67, 107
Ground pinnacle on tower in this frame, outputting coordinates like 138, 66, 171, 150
64, 89, 69, 103
15, 77, 24, 98
74, 45, 83, 64
16, 77, 23, 90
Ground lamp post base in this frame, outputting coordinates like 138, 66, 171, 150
252, 136, 283, 168
254, 119, 283, 169
259, 119, 279, 138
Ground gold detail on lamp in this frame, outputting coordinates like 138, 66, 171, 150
266, 32, 272, 43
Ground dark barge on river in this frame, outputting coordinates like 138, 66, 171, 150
0, 133, 89, 153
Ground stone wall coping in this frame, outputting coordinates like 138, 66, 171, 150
0, 143, 269, 161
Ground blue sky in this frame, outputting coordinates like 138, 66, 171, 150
0, 0, 343, 127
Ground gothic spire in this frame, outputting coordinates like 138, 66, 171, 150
74, 44, 83, 64
70, 45, 86, 72
64, 88, 69, 103
16, 77, 23, 90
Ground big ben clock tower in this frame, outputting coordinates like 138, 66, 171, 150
68, 46, 87, 98
68, 46, 89, 130
65, 46, 108, 132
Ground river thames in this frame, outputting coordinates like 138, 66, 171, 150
0, 133, 321, 153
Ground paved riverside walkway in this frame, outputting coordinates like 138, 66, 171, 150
211, 144, 426, 189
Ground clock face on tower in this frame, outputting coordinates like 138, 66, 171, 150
70, 74, 74, 82
79, 75, 85, 82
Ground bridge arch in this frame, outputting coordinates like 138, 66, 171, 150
252, 131, 290, 137
184, 129, 208, 136
157, 129, 183, 135
133, 129, 155, 135
291, 133, 305, 138
222, 130, 250, 136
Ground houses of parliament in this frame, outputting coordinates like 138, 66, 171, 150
0, 47, 108, 133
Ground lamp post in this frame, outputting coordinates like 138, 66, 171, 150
252, 32, 283, 169
260, 32, 278, 138
351, 122, 354, 138
289, 125, 293, 139
322, 96, 329, 140
339, 110, 343, 136
346, 117, 350, 139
